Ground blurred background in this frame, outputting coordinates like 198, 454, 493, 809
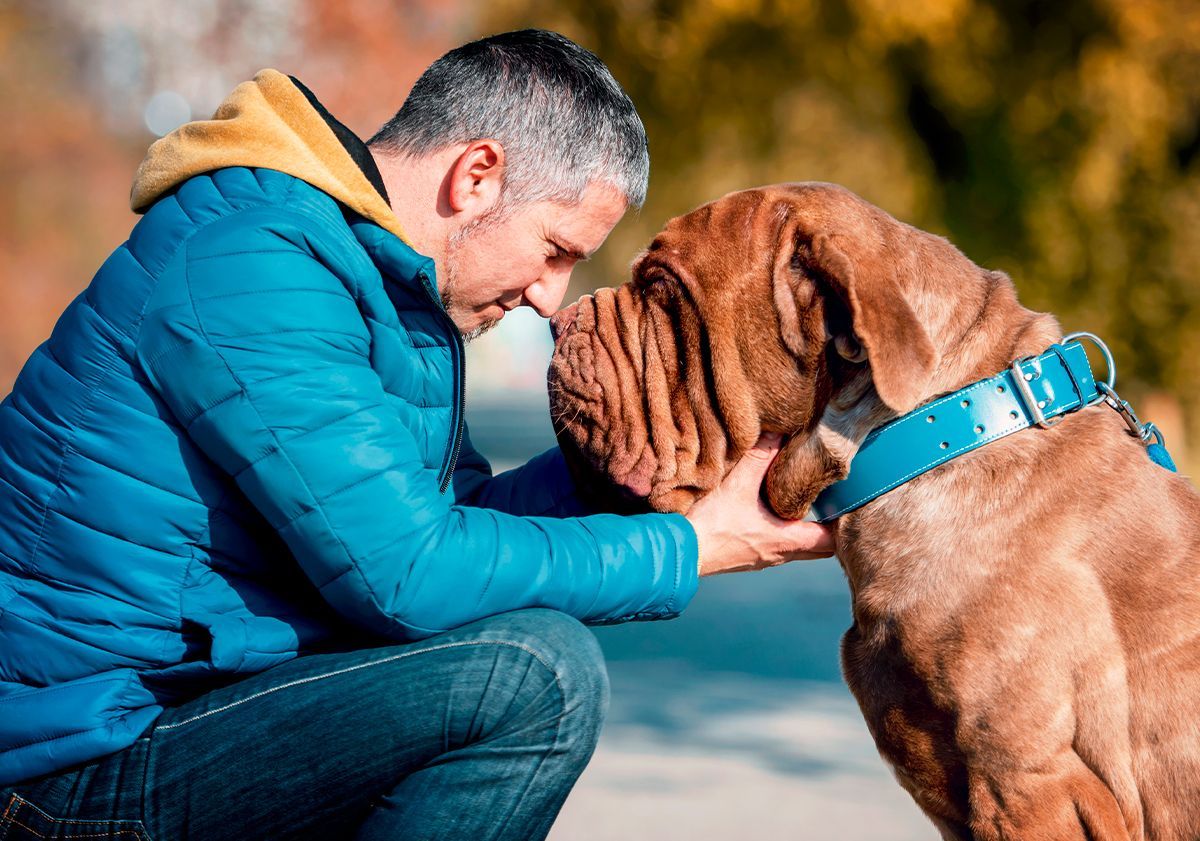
2, 1, 1197, 837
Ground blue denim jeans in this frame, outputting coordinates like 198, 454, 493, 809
0, 609, 609, 840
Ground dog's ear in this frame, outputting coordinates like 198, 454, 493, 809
765, 432, 847, 520
764, 225, 936, 518
805, 232, 937, 415
764, 227, 852, 520
770, 226, 827, 363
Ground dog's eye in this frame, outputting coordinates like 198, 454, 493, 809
790, 247, 814, 273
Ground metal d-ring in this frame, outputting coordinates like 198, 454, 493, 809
1062, 331, 1116, 398
1071, 333, 1156, 442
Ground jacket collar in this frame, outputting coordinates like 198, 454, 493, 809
287, 75, 390, 206
287, 78, 435, 288
131, 69, 411, 247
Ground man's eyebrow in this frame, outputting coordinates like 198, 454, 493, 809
552, 237, 592, 261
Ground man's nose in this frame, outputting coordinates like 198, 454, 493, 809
549, 300, 581, 342
523, 270, 572, 319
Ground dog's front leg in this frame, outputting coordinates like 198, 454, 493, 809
954, 625, 1143, 841
845, 570, 1144, 841
965, 762, 1133, 841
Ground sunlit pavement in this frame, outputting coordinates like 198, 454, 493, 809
552, 668, 932, 840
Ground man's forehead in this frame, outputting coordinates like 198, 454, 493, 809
549, 182, 627, 252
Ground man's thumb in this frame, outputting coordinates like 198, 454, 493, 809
784, 520, 838, 555
732, 432, 782, 479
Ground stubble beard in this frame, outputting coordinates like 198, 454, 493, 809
440, 208, 506, 345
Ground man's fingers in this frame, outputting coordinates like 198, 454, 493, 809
783, 520, 838, 556
785, 551, 838, 562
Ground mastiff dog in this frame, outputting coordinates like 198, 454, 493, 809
547, 182, 1200, 840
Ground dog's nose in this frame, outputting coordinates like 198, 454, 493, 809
550, 300, 581, 342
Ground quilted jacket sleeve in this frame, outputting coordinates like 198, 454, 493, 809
450, 433, 593, 517
136, 207, 698, 640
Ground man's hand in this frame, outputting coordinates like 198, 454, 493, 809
685, 433, 838, 576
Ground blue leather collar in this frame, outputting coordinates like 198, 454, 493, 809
810, 339, 1101, 522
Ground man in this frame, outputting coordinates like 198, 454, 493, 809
0, 30, 834, 839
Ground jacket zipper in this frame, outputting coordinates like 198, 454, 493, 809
441, 360, 466, 495
416, 270, 465, 494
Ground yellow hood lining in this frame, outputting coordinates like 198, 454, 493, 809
129, 69, 409, 245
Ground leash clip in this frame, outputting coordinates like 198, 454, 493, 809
1096, 381, 1153, 442
1068, 332, 1154, 442
1070, 333, 1174, 469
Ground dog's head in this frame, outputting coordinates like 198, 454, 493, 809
549, 182, 1035, 517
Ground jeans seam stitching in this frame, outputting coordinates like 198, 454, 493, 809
139, 731, 154, 838
154, 639, 563, 732
0, 818, 144, 840
1, 818, 144, 839
0, 794, 12, 841
4, 795, 148, 839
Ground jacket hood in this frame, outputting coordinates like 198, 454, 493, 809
130, 69, 409, 245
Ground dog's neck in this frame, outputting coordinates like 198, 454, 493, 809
823, 280, 1070, 611
932, 270, 1064, 400
767, 274, 1061, 521
830, 275, 1059, 471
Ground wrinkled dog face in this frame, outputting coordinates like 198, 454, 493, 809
547, 185, 864, 515
549, 182, 961, 518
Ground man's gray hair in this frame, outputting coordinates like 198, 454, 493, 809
368, 29, 649, 209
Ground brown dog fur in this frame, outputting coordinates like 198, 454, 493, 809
547, 182, 1200, 840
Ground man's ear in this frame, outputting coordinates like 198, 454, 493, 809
446, 139, 505, 217
808, 232, 937, 415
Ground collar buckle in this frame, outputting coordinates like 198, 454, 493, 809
1010, 356, 1061, 428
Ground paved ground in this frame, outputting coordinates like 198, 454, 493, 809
550, 665, 933, 840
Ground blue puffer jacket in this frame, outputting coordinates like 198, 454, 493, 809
0, 70, 698, 785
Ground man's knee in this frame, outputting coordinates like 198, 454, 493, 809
502, 608, 609, 716
453, 609, 610, 744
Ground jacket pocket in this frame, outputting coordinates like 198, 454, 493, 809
186, 612, 299, 673
0, 792, 152, 840
0, 671, 161, 788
